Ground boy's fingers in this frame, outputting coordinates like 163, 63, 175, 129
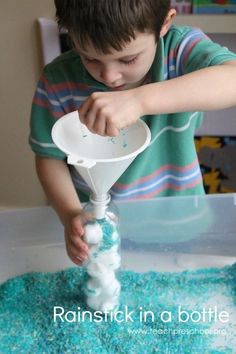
78, 94, 120, 136
70, 254, 84, 266
93, 116, 106, 136
67, 242, 88, 263
71, 223, 84, 236
84, 108, 97, 131
80, 211, 93, 224
71, 235, 89, 253
106, 123, 119, 137
78, 97, 92, 124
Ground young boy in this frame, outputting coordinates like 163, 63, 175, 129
30, 0, 236, 265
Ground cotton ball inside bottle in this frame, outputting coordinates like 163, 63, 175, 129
99, 298, 120, 313
112, 230, 119, 242
84, 222, 103, 244
95, 249, 121, 270
84, 278, 101, 297
103, 277, 121, 298
86, 294, 103, 311
86, 261, 110, 279
98, 269, 116, 288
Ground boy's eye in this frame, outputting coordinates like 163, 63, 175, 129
82, 55, 138, 65
120, 56, 138, 65
83, 57, 100, 64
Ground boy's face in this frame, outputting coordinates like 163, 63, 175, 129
74, 32, 157, 90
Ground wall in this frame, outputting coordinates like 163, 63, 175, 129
0, 0, 54, 208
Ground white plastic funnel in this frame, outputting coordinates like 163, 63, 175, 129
52, 111, 151, 198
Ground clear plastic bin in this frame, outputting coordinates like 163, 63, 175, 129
0, 193, 236, 283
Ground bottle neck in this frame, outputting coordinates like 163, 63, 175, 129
90, 193, 111, 204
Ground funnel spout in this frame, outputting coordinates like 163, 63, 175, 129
89, 193, 111, 219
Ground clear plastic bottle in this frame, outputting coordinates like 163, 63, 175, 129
82, 193, 121, 313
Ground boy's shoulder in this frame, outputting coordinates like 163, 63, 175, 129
166, 25, 204, 42
49, 49, 78, 66
163, 25, 209, 55
43, 49, 83, 80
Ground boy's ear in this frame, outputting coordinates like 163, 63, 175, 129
160, 9, 177, 38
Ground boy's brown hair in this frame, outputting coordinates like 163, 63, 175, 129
54, 0, 171, 54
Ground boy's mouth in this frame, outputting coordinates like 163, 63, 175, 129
109, 84, 126, 90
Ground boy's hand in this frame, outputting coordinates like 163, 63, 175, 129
64, 211, 90, 266
78, 89, 143, 137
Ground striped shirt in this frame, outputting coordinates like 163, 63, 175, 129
30, 26, 236, 202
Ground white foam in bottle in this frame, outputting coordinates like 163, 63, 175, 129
84, 219, 121, 313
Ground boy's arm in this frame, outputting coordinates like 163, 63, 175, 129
35, 156, 82, 226
35, 156, 89, 265
139, 60, 236, 115
79, 60, 236, 136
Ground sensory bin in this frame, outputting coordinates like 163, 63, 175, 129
0, 194, 236, 353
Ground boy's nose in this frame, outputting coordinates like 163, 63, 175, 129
100, 66, 122, 86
